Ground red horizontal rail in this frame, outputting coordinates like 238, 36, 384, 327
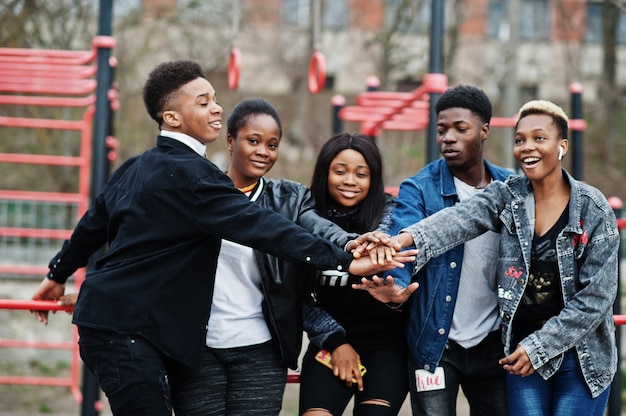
0, 116, 87, 130
0, 153, 86, 166
0, 300, 72, 312
0, 189, 85, 203
0, 376, 74, 387
0, 226, 73, 239
382, 120, 429, 131
490, 117, 517, 128
0, 76, 96, 87
0, 265, 51, 276
0, 339, 74, 349
0, 82, 96, 95
617, 218, 626, 231
0, 48, 96, 65
0, 94, 96, 107
0, 64, 97, 78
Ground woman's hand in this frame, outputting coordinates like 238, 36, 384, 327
499, 344, 535, 377
331, 344, 365, 391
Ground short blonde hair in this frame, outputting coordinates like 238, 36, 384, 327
516, 100, 569, 139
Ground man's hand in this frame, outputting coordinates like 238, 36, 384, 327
331, 344, 365, 391
31, 278, 66, 325
347, 249, 417, 277
352, 275, 418, 305
350, 231, 398, 260
499, 344, 534, 377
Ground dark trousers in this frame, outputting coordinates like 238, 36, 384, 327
78, 326, 177, 416
170, 341, 287, 416
299, 338, 409, 416
408, 330, 507, 416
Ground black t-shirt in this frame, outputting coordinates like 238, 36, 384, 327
512, 204, 568, 346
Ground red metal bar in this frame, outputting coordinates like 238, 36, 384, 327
0, 190, 85, 203
0, 94, 96, 107
0, 339, 75, 348
0, 153, 86, 166
0, 227, 73, 239
614, 315, 626, 326
0, 265, 50, 276
0, 80, 97, 95
0, 116, 88, 130
489, 117, 517, 128
0, 299, 72, 312
0, 63, 98, 78
0, 48, 96, 65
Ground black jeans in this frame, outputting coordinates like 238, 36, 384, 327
299, 337, 409, 416
170, 341, 287, 416
408, 330, 507, 416
78, 326, 177, 416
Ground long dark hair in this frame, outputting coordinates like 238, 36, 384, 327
310, 133, 386, 233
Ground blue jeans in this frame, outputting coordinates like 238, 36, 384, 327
408, 330, 507, 416
170, 341, 287, 416
506, 350, 610, 416
78, 326, 177, 416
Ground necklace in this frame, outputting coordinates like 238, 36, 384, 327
238, 182, 258, 193
474, 170, 489, 189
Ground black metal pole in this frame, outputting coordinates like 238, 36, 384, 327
331, 95, 345, 134
427, 0, 445, 163
608, 197, 623, 416
81, 1, 114, 415
570, 83, 583, 180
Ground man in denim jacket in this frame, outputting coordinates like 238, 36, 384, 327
386, 85, 513, 415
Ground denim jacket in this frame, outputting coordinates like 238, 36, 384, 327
387, 158, 513, 371
401, 170, 619, 397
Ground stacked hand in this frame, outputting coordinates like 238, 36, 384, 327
352, 275, 418, 305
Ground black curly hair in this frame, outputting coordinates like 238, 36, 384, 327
142, 60, 206, 127
227, 98, 283, 139
435, 84, 492, 125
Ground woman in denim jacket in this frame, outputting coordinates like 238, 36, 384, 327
358, 100, 619, 416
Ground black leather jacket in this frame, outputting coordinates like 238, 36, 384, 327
251, 177, 356, 369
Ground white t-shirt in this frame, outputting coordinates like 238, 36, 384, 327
205, 185, 272, 348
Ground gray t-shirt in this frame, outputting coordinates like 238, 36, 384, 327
448, 178, 501, 348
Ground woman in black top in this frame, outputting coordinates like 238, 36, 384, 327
299, 133, 409, 416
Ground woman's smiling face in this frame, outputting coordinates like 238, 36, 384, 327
327, 149, 371, 213
514, 113, 567, 182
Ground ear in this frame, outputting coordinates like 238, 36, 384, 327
480, 123, 490, 142
226, 134, 235, 152
162, 110, 181, 128
560, 139, 569, 157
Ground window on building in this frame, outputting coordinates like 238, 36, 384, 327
487, 0, 550, 41
322, 0, 348, 30
585, 1, 626, 44
283, 0, 309, 27
282, 0, 347, 29
386, 0, 430, 34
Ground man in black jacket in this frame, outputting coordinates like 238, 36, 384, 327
31, 60, 415, 416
